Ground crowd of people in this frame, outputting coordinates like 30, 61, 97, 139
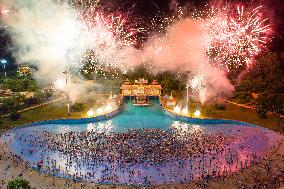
40, 129, 237, 164
10, 127, 279, 185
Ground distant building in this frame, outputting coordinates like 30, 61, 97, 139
17, 65, 35, 76
19, 91, 34, 99
2, 89, 13, 97
120, 78, 162, 96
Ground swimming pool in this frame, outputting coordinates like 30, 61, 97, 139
2, 100, 283, 185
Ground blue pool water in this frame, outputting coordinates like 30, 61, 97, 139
2, 100, 283, 185
11, 100, 184, 134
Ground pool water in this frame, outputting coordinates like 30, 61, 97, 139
3, 100, 283, 185
10, 100, 184, 134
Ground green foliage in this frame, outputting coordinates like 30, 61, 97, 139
241, 52, 284, 94
33, 90, 46, 102
1, 78, 39, 92
233, 52, 284, 116
256, 94, 269, 119
0, 94, 25, 113
240, 107, 246, 112
232, 91, 251, 104
156, 71, 185, 98
125, 67, 186, 98
126, 66, 154, 82
205, 108, 215, 116
256, 107, 268, 119
80, 51, 122, 80
266, 94, 284, 114
214, 103, 227, 110
71, 103, 84, 112
10, 111, 21, 120
257, 93, 284, 117
25, 97, 39, 106
7, 178, 30, 189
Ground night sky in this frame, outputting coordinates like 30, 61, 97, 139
99, 0, 283, 52
0, 0, 283, 67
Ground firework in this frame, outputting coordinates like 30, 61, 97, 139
147, 4, 271, 73
80, 9, 139, 47
76, 7, 144, 77
206, 5, 272, 70
194, 110, 201, 117
54, 78, 66, 90
57, 0, 99, 10
190, 74, 207, 91
87, 109, 95, 117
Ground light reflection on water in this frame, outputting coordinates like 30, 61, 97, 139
171, 121, 203, 140
87, 120, 114, 134
4, 100, 283, 185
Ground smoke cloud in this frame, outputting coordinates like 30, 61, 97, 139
141, 19, 234, 103
0, 0, 234, 103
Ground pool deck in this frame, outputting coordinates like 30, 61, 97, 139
0, 133, 283, 189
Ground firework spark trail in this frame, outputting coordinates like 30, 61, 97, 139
0, 0, 273, 103
77, 11, 141, 76
190, 74, 207, 92
80, 8, 139, 47
58, 0, 147, 77
147, 4, 271, 72
143, 4, 272, 102
206, 5, 272, 70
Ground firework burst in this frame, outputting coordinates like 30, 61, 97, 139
206, 5, 272, 71
190, 74, 207, 92
80, 8, 140, 47
76, 8, 144, 77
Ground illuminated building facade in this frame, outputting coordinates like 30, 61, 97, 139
120, 78, 162, 96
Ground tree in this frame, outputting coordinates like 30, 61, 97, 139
10, 111, 21, 120
33, 90, 46, 102
0, 94, 25, 113
7, 178, 31, 189
126, 66, 154, 82
156, 71, 185, 97
80, 50, 122, 80
233, 51, 284, 114
1, 78, 39, 92
257, 95, 268, 119
71, 103, 84, 112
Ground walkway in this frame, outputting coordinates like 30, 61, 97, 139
227, 100, 284, 118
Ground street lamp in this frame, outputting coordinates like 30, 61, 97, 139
1, 59, 7, 77
63, 70, 70, 116
186, 71, 191, 111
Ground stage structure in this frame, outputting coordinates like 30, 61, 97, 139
120, 78, 162, 106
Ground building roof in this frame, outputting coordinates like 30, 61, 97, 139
151, 80, 159, 85
123, 78, 131, 85
148, 85, 162, 89
121, 78, 162, 90
135, 78, 148, 84
120, 85, 132, 90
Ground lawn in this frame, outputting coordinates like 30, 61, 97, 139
168, 101, 284, 133
201, 102, 284, 133
0, 94, 109, 131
